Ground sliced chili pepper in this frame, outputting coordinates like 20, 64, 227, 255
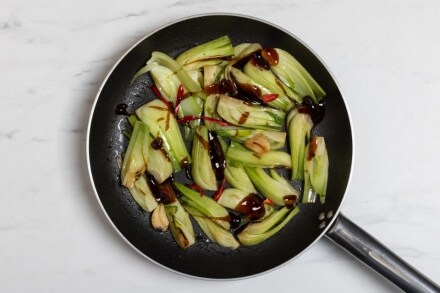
263, 198, 275, 206
151, 85, 173, 111
176, 115, 199, 124
261, 93, 279, 103
203, 116, 231, 126
213, 179, 226, 201
186, 183, 204, 197
174, 84, 185, 115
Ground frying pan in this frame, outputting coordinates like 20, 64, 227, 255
87, 13, 439, 292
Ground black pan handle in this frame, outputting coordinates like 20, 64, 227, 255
326, 213, 440, 293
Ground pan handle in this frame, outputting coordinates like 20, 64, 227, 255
326, 213, 440, 293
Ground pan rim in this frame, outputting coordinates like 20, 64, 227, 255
86, 12, 355, 281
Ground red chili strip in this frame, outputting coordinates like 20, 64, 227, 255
261, 93, 279, 103
151, 85, 173, 110
186, 183, 204, 197
176, 115, 200, 124
263, 198, 275, 206
203, 116, 231, 126
176, 116, 231, 126
174, 84, 185, 115
213, 179, 226, 202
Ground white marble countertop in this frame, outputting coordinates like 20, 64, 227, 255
1, 1, 440, 292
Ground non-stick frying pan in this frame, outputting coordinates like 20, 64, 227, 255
87, 13, 439, 292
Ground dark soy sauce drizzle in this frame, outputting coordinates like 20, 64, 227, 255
115, 103, 129, 115
151, 137, 163, 150
204, 78, 240, 98
161, 149, 171, 162
204, 76, 261, 105
229, 212, 242, 229
232, 48, 262, 69
235, 194, 265, 220
298, 96, 326, 125
235, 82, 262, 102
216, 213, 242, 229
204, 83, 223, 96
307, 137, 318, 160
180, 156, 190, 169
147, 175, 163, 203
261, 48, 279, 66
223, 78, 240, 98
250, 53, 270, 70
208, 131, 226, 181
157, 178, 178, 204
283, 195, 298, 209
150, 137, 171, 162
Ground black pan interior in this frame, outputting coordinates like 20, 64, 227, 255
88, 15, 353, 279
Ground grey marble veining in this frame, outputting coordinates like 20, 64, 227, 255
0, 0, 439, 292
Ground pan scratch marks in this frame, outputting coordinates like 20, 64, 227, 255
71, 10, 151, 32
0, 19, 22, 31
